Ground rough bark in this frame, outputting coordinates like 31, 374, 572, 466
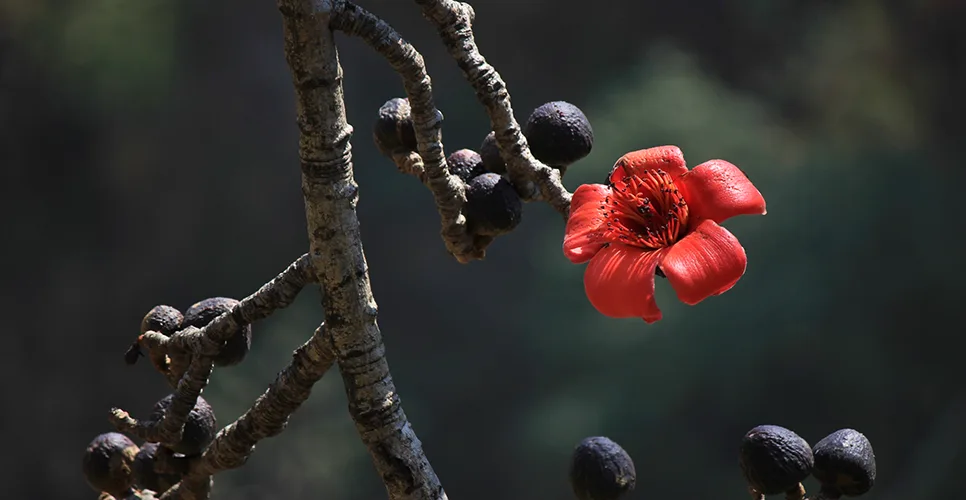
331, 0, 488, 262
276, 1, 446, 499
413, 0, 572, 216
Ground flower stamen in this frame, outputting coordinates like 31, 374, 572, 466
599, 169, 690, 249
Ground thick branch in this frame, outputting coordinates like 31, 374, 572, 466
414, 0, 572, 217
276, 1, 445, 500
331, 0, 486, 262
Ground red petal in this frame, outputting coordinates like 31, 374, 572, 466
584, 243, 666, 323
677, 159, 766, 224
659, 220, 747, 305
563, 184, 611, 263
609, 146, 688, 185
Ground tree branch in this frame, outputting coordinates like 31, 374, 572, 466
413, 0, 572, 217
276, 1, 445, 499
109, 254, 318, 499
332, 0, 489, 262
156, 324, 338, 499
197, 324, 336, 475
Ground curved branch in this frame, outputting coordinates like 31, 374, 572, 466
276, 1, 446, 499
331, 0, 486, 262
413, 0, 573, 217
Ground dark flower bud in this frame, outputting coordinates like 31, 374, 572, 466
569, 436, 636, 500
183, 297, 251, 367
739, 425, 814, 495
812, 429, 876, 497
373, 97, 418, 156
446, 149, 486, 183
132, 442, 182, 494
140, 305, 183, 335
150, 394, 217, 456
464, 173, 522, 236
523, 101, 594, 168
82, 432, 139, 497
479, 131, 508, 175
127, 306, 185, 366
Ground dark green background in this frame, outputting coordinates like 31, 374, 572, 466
2, 1, 963, 499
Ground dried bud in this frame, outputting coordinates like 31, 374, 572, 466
82, 432, 139, 497
132, 442, 182, 493
479, 131, 508, 175
446, 149, 486, 182
140, 305, 183, 335
127, 305, 184, 367
739, 425, 814, 495
373, 97, 417, 156
569, 436, 636, 500
523, 101, 593, 168
464, 173, 522, 236
812, 429, 876, 497
183, 297, 251, 367
150, 394, 217, 456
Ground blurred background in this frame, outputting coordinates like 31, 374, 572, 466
2, 0, 964, 498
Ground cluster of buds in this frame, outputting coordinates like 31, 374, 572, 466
374, 98, 594, 237
84, 302, 241, 498
563, 425, 876, 500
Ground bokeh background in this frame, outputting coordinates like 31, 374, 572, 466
2, 0, 964, 498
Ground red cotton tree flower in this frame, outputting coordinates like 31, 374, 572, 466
563, 146, 767, 323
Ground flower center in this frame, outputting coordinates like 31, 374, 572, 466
601, 169, 690, 249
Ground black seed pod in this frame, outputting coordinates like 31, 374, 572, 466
82, 432, 139, 497
128, 305, 184, 366
140, 305, 183, 335
739, 425, 814, 495
373, 97, 417, 156
446, 149, 486, 183
150, 395, 217, 456
479, 131, 508, 175
812, 429, 876, 497
183, 297, 251, 367
569, 436, 636, 500
523, 101, 593, 168
464, 173, 523, 236
132, 443, 182, 494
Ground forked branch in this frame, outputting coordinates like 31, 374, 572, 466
277, 0, 445, 498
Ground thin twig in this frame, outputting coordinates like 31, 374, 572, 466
413, 0, 573, 217
276, 0, 446, 499
155, 325, 337, 498
109, 354, 214, 447
194, 324, 337, 475
146, 253, 316, 368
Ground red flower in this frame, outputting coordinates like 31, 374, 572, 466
563, 146, 766, 323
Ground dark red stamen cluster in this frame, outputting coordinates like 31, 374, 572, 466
599, 169, 690, 249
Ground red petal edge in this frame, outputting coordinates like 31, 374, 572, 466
584, 243, 666, 323
609, 146, 688, 185
677, 159, 766, 224
659, 220, 748, 306
563, 184, 611, 264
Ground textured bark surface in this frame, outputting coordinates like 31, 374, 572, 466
414, 0, 572, 216
276, 1, 446, 499
109, 254, 320, 499
195, 324, 336, 476
331, 0, 486, 262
